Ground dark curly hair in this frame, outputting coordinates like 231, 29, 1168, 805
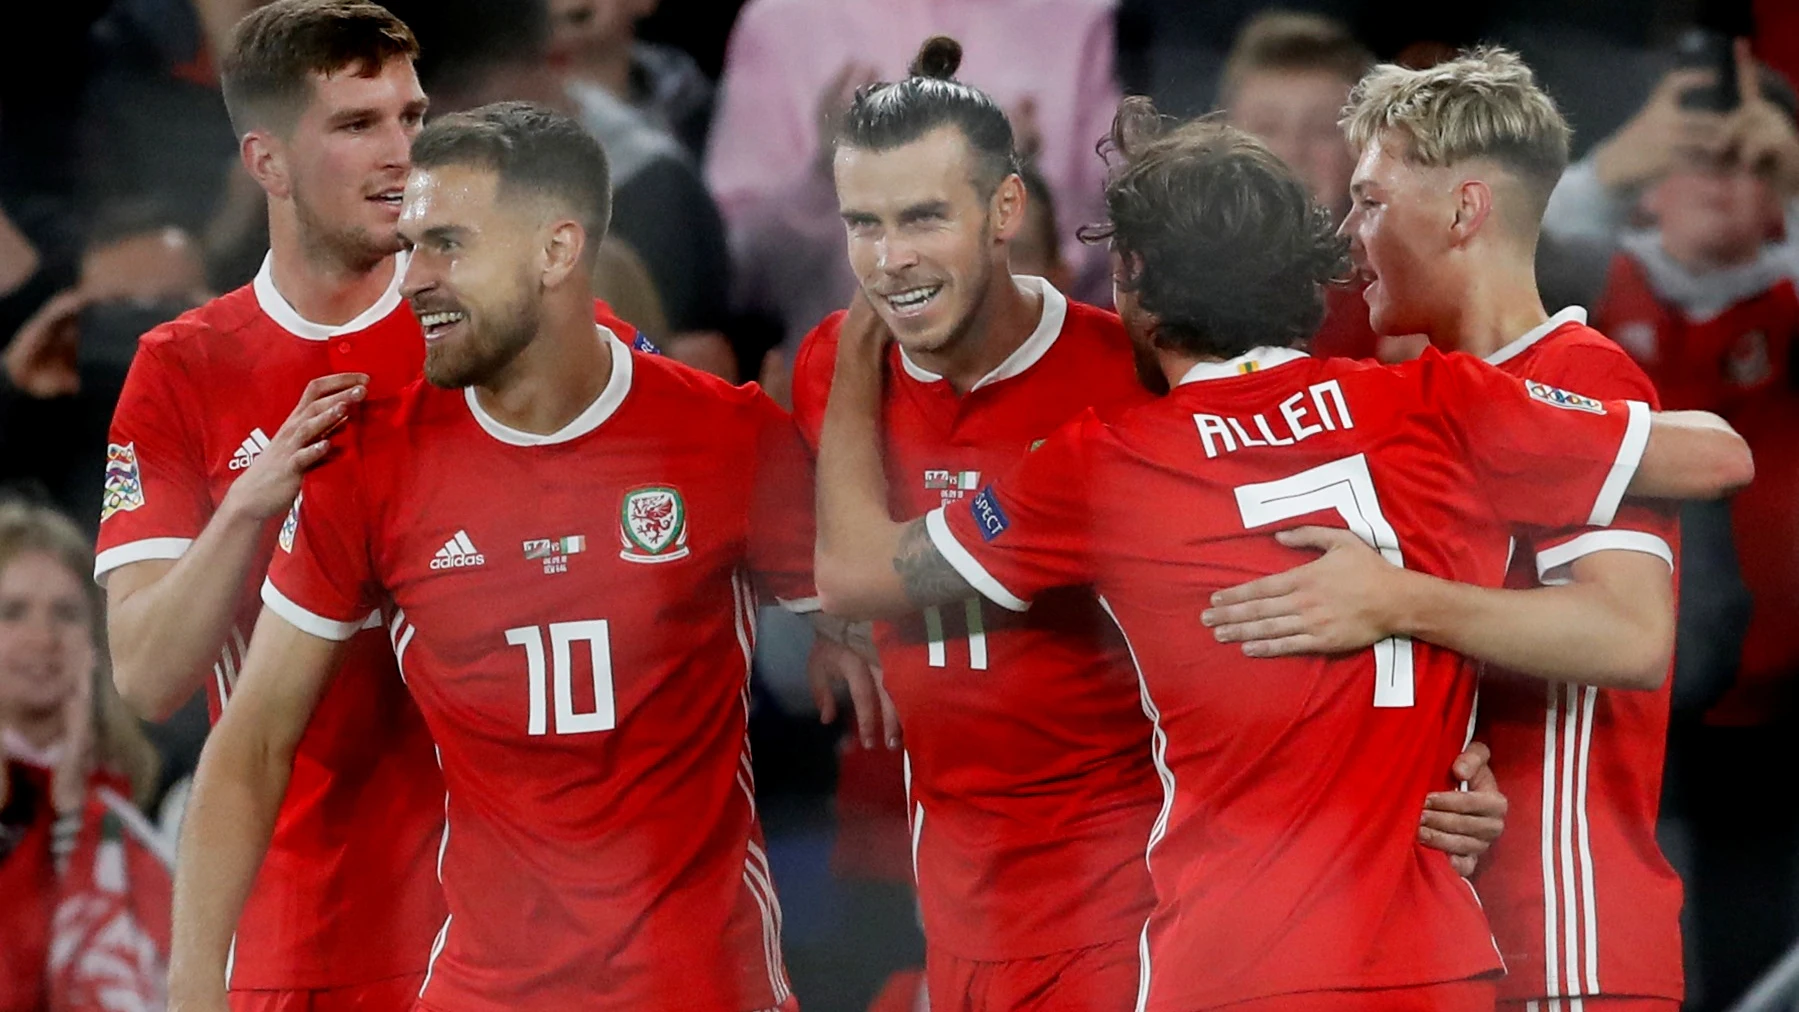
1081, 97, 1350, 360
836, 36, 1021, 197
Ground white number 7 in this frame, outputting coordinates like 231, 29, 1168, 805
1233, 453, 1414, 707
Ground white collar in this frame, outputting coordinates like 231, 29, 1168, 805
464, 327, 634, 446
1484, 306, 1588, 366
1176, 346, 1310, 386
2, 728, 63, 771
895, 275, 1069, 392
253, 250, 409, 341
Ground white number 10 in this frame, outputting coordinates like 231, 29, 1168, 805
1233, 453, 1415, 707
505, 620, 617, 735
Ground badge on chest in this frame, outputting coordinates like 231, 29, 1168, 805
618, 486, 689, 564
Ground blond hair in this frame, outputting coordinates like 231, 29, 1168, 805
1341, 46, 1571, 227
0, 501, 160, 808
1221, 11, 1373, 104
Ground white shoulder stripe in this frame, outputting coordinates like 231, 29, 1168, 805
1588, 401, 1650, 526
94, 537, 194, 584
1535, 530, 1673, 586
923, 507, 1030, 612
260, 579, 365, 641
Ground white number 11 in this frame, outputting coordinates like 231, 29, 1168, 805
1233, 453, 1415, 707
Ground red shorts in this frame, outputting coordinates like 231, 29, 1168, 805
926, 937, 1140, 1011
1509, 999, 1680, 1012
229, 974, 425, 1012
1218, 978, 1496, 1012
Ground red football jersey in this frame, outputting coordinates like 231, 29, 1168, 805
1310, 281, 1382, 360
1594, 251, 1798, 416
1473, 310, 1686, 1004
92, 255, 446, 989
262, 332, 814, 1012
929, 346, 1653, 1011
790, 278, 1162, 960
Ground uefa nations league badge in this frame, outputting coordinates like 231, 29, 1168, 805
618, 486, 689, 563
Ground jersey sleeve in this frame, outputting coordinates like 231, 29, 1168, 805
1429, 354, 1650, 532
787, 314, 843, 453
93, 338, 216, 583
259, 446, 381, 641
745, 389, 819, 612
1512, 344, 1678, 582
925, 411, 1101, 611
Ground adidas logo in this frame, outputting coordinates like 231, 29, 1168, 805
430, 530, 485, 570
228, 429, 273, 470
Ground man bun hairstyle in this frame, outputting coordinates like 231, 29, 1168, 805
1341, 46, 1571, 230
1081, 97, 1349, 360
837, 35, 1022, 197
220, 0, 419, 137
412, 101, 613, 251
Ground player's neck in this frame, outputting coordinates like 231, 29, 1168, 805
267, 206, 397, 327
1430, 258, 1548, 360
922, 274, 1042, 396
473, 297, 613, 435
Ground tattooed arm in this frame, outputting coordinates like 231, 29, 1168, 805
814, 296, 975, 620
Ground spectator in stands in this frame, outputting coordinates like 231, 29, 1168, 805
0, 500, 168, 1012
547, 0, 716, 159
432, 0, 739, 378
710, 0, 1121, 357
1542, 40, 1799, 307
1216, 11, 1403, 360
1573, 42, 1799, 1012
1, 207, 209, 528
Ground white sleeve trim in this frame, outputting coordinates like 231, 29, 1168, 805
260, 578, 364, 642
1588, 400, 1650, 527
777, 596, 822, 614
93, 537, 194, 585
923, 507, 1031, 613
1535, 530, 1675, 587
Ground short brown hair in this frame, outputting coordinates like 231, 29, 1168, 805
1341, 46, 1570, 228
1081, 98, 1348, 359
220, 0, 419, 137
1220, 11, 1372, 104
412, 101, 613, 251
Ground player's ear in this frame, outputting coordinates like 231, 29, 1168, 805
1448, 177, 1492, 247
241, 130, 292, 200
540, 219, 585, 287
989, 173, 1027, 244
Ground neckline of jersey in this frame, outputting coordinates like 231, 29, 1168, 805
894, 275, 1068, 393
1176, 346, 1310, 386
1483, 306, 1588, 366
462, 326, 633, 447
252, 250, 410, 342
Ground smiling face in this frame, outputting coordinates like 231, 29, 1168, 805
273, 57, 427, 269
0, 551, 93, 741
399, 164, 545, 389
834, 127, 1018, 363
1337, 131, 1461, 338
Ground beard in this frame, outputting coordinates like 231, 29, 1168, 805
292, 178, 402, 273
423, 282, 541, 389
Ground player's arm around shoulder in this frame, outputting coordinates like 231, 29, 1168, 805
167, 610, 348, 1012
105, 369, 369, 719
813, 298, 975, 620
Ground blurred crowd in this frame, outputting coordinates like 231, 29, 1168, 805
2, 1, 1798, 1010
